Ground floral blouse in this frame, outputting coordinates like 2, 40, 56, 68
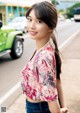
21, 41, 58, 101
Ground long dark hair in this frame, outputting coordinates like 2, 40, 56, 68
26, 1, 61, 79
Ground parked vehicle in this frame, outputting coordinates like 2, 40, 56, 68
74, 7, 80, 22
0, 21, 24, 59
7, 16, 27, 33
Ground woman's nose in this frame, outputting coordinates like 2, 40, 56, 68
30, 21, 36, 29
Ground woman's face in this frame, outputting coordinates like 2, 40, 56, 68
27, 10, 52, 40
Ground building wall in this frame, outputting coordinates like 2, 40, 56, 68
0, 0, 51, 25
0, 6, 6, 25
28, 0, 51, 3
0, 5, 27, 25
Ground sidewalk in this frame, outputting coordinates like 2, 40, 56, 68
5, 32, 80, 113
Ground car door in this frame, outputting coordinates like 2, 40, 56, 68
0, 29, 7, 52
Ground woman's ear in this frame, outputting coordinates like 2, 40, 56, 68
49, 28, 53, 33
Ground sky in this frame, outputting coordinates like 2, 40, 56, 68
0, 0, 79, 9
57, 0, 80, 9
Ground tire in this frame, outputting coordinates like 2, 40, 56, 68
23, 26, 27, 33
74, 19, 80, 22
10, 37, 23, 59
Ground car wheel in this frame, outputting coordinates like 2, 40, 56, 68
23, 26, 27, 33
10, 37, 23, 59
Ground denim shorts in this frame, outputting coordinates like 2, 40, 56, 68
26, 99, 51, 113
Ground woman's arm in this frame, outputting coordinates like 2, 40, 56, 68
48, 99, 62, 113
48, 99, 68, 113
56, 79, 68, 113
56, 78, 66, 108
48, 79, 68, 113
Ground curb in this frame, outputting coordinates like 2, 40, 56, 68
59, 29, 80, 51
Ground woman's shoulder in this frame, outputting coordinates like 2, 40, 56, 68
41, 43, 55, 57
37, 43, 55, 63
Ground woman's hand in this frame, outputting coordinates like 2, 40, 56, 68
61, 107, 68, 113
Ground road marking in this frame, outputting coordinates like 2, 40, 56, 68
0, 29, 80, 105
57, 21, 72, 30
0, 82, 21, 105
59, 29, 80, 50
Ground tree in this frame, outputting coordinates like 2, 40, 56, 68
66, 2, 80, 18
51, 0, 59, 5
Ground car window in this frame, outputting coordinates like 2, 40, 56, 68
9, 17, 27, 23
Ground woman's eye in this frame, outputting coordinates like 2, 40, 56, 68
37, 20, 43, 23
27, 17, 32, 22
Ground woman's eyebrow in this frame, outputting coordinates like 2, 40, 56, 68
27, 16, 31, 18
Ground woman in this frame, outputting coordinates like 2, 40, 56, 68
21, 1, 68, 113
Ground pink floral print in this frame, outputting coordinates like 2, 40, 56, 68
21, 42, 58, 101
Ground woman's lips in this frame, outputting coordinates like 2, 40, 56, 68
29, 31, 37, 35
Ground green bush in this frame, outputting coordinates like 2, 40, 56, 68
66, 2, 80, 18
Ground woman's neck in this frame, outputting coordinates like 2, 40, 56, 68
36, 38, 50, 50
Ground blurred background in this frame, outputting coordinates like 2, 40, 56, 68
0, 0, 80, 113
0, 0, 80, 25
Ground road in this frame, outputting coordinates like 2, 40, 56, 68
0, 20, 80, 104
57, 20, 80, 45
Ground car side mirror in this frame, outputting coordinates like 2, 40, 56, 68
0, 21, 3, 28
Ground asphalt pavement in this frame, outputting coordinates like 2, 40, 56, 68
1, 31, 80, 113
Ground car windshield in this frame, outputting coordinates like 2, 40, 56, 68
11, 17, 26, 23
74, 8, 80, 15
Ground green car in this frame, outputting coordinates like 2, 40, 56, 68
0, 21, 24, 59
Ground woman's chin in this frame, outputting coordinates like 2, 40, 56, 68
28, 34, 36, 39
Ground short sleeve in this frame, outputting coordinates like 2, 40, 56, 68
36, 52, 58, 101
